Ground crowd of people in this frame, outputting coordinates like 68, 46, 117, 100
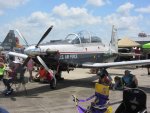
97, 68, 138, 90
0, 51, 55, 96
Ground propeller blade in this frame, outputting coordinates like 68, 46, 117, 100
16, 29, 29, 47
37, 56, 56, 86
37, 56, 49, 71
36, 25, 53, 48
22, 57, 31, 67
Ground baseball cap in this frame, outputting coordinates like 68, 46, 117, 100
124, 70, 131, 73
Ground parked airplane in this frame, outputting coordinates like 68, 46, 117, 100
8, 25, 150, 88
9, 26, 117, 72
0, 30, 24, 53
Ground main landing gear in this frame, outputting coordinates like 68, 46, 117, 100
55, 71, 64, 81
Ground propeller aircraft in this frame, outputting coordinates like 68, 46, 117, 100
8, 25, 150, 89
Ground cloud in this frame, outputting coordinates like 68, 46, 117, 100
0, 10, 4, 16
86, 0, 108, 7
0, 0, 28, 16
104, 2, 143, 37
117, 2, 134, 15
135, 5, 150, 13
0, 4, 102, 44
53, 3, 88, 17
0, 2, 145, 44
0, 0, 28, 9
105, 14, 142, 30
52, 3, 101, 27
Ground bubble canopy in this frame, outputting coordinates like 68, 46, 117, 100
65, 31, 102, 44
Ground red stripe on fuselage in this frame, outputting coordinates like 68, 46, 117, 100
59, 51, 108, 54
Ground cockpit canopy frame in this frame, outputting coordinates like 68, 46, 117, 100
65, 31, 102, 44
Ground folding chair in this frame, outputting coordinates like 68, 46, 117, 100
72, 83, 112, 113
115, 88, 147, 113
12, 67, 28, 95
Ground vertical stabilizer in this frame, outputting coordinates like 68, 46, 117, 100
110, 25, 118, 53
1, 30, 16, 51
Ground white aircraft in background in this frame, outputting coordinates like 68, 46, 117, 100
8, 25, 150, 89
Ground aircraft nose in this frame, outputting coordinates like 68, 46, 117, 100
24, 47, 41, 56
24, 48, 30, 55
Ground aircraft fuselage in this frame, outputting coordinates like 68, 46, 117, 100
25, 43, 118, 71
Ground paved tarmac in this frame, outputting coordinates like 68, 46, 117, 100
0, 67, 150, 113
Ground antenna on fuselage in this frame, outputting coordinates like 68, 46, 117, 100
109, 25, 118, 53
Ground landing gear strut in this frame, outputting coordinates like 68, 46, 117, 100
56, 71, 64, 81
50, 78, 57, 89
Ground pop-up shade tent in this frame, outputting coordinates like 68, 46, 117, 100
118, 37, 140, 47
142, 43, 150, 49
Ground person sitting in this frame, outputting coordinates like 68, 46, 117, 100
3, 60, 24, 95
34, 66, 52, 83
34, 66, 56, 89
122, 70, 138, 88
3, 64, 15, 95
73, 83, 112, 113
98, 68, 112, 87
113, 76, 123, 90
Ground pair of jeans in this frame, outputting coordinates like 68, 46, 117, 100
3, 79, 13, 91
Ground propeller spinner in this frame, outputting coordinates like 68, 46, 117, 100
24, 25, 53, 56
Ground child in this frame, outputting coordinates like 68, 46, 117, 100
113, 76, 123, 90
98, 68, 112, 87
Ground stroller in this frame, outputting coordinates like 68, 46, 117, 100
115, 88, 147, 113
72, 83, 112, 113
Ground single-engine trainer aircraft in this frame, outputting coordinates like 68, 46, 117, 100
8, 25, 150, 88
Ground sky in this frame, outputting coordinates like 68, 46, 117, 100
0, 0, 150, 45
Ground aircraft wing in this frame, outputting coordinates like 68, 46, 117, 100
81, 59, 150, 68
8, 52, 150, 69
8, 52, 28, 59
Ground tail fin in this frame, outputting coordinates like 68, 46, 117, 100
110, 25, 118, 53
1, 30, 16, 51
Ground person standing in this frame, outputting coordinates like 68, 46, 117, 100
27, 58, 34, 82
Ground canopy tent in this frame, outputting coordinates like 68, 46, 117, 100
118, 37, 140, 48
142, 43, 150, 49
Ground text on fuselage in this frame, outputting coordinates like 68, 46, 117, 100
59, 54, 78, 59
